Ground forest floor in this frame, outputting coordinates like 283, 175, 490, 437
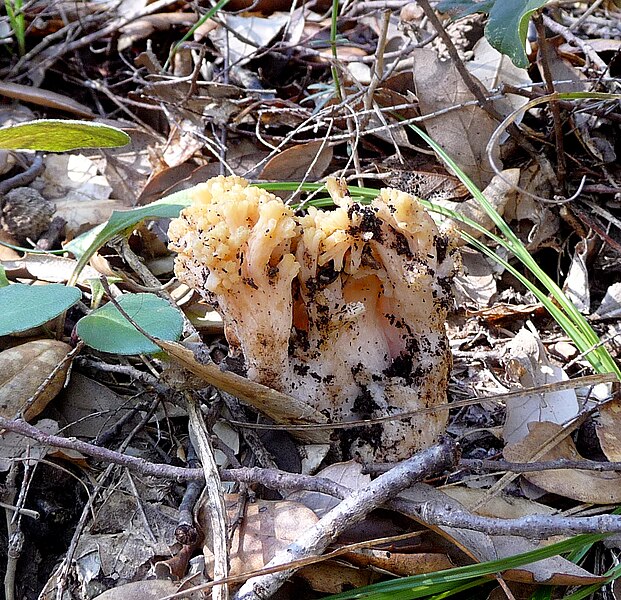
1, 1, 621, 599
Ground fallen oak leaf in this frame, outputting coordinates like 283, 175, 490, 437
0, 339, 74, 421
504, 421, 621, 504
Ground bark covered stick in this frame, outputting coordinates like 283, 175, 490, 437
233, 437, 459, 600
187, 394, 229, 600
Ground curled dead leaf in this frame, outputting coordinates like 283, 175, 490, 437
259, 140, 333, 182
0, 339, 72, 420
504, 421, 621, 504
202, 494, 319, 577
596, 395, 621, 462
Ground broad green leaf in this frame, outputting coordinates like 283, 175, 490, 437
0, 265, 8, 287
76, 293, 184, 355
486, 0, 551, 68
436, 0, 495, 18
0, 119, 130, 151
0, 283, 81, 335
66, 189, 193, 285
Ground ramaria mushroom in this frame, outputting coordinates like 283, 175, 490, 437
168, 176, 458, 462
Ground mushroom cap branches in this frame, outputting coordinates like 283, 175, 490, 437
169, 176, 459, 462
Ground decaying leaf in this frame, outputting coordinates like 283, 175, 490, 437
0, 418, 59, 471
259, 140, 333, 181
441, 486, 556, 519
504, 421, 621, 504
597, 395, 621, 462
453, 249, 497, 308
1, 254, 100, 286
399, 484, 604, 585
503, 328, 579, 446
344, 550, 454, 578
290, 460, 371, 517
93, 580, 202, 600
380, 168, 469, 203
593, 282, 621, 320
412, 47, 501, 188
297, 560, 376, 594
209, 13, 291, 65
436, 168, 519, 243
55, 373, 132, 438
0, 339, 73, 420
202, 494, 319, 577
466, 37, 532, 127
562, 235, 597, 314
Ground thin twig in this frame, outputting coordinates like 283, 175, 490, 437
186, 393, 229, 600
543, 13, 608, 71
0, 155, 44, 196
360, 9, 391, 128
176, 441, 203, 546
533, 12, 567, 193
414, 502, 621, 538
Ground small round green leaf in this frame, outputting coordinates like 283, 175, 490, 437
0, 119, 130, 151
0, 266, 8, 288
76, 293, 184, 355
0, 283, 82, 335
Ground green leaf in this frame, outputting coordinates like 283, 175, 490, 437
66, 188, 193, 285
325, 533, 605, 599
0, 119, 130, 151
0, 265, 8, 287
485, 0, 551, 68
0, 283, 81, 335
76, 293, 184, 355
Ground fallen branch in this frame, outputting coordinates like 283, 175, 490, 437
187, 394, 229, 600
413, 502, 621, 538
233, 438, 459, 600
0, 416, 348, 496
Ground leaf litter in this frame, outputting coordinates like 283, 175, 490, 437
1, 1, 621, 599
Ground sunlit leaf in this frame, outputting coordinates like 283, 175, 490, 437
0, 119, 130, 151
0, 284, 81, 335
76, 293, 183, 355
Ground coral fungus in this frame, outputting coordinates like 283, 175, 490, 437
169, 176, 458, 461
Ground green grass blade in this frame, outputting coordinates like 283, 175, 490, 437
164, 0, 231, 70
407, 122, 621, 379
325, 534, 605, 599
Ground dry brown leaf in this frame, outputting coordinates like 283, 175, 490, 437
1, 254, 100, 285
504, 421, 621, 503
0, 340, 72, 420
202, 494, 319, 577
290, 460, 371, 517
56, 373, 131, 438
0, 418, 59, 471
209, 13, 290, 64
0, 229, 20, 260
596, 396, 621, 461
92, 578, 202, 600
412, 47, 501, 188
467, 37, 532, 125
297, 560, 376, 594
0, 81, 95, 118
440, 486, 555, 519
259, 140, 333, 181
467, 303, 545, 324
380, 168, 469, 202
399, 484, 604, 585
453, 249, 497, 308
344, 549, 454, 577
118, 13, 196, 51
158, 340, 330, 443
